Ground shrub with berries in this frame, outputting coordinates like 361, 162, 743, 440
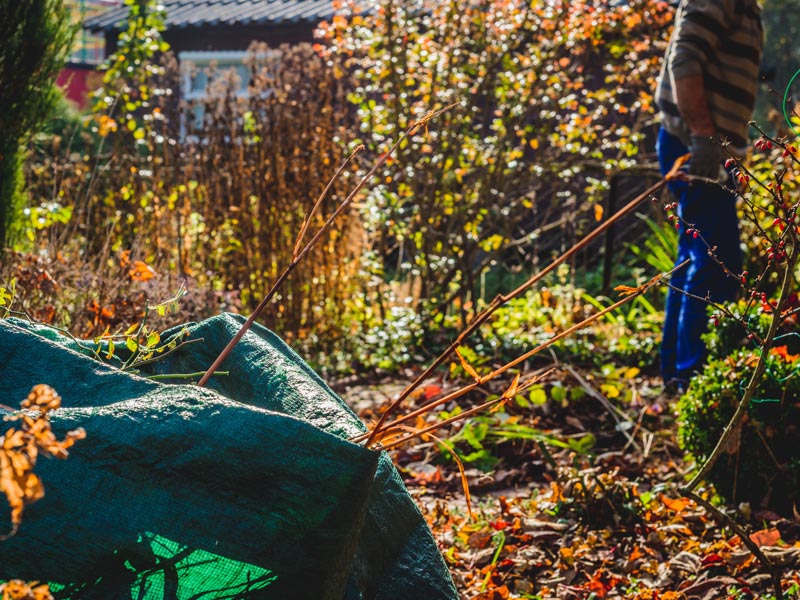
673, 123, 800, 513
677, 346, 800, 512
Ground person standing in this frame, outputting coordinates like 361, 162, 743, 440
655, 0, 764, 393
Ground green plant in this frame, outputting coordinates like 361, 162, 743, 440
702, 298, 778, 361
437, 410, 596, 473
20, 33, 366, 357
627, 213, 678, 274
677, 347, 800, 511
0, 0, 76, 248
478, 277, 661, 368
320, 0, 672, 329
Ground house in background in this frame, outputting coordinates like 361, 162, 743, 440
58, 0, 122, 109
83, 0, 339, 106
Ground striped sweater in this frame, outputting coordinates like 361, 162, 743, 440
655, 0, 764, 153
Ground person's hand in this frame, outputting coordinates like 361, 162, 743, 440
688, 135, 724, 180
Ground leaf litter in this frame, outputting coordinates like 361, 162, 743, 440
344, 368, 800, 599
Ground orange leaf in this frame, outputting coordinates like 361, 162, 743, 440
455, 348, 481, 382
750, 528, 781, 548
770, 345, 800, 363
666, 153, 691, 180
119, 249, 131, 268
423, 384, 442, 400
614, 284, 640, 297
661, 494, 692, 512
628, 546, 645, 561
129, 260, 156, 282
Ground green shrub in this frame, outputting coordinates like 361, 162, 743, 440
320, 0, 672, 326
480, 280, 661, 369
676, 347, 800, 511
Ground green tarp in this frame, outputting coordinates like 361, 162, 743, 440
0, 314, 458, 599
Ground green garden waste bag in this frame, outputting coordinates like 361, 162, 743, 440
0, 314, 458, 600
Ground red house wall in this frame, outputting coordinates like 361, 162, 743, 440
57, 64, 103, 110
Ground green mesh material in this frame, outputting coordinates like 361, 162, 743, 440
0, 314, 457, 600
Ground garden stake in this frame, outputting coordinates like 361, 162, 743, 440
358, 260, 689, 446
197, 104, 457, 388
372, 372, 547, 451
364, 176, 671, 447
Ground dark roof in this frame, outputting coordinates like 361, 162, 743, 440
84, 0, 337, 32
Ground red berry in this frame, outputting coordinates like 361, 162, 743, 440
725, 158, 735, 169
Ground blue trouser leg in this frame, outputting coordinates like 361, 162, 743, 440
656, 127, 742, 382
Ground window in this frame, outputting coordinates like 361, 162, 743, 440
179, 50, 251, 130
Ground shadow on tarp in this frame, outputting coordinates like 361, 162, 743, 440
0, 314, 457, 600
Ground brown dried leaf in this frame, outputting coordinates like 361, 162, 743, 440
0, 385, 85, 538
455, 347, 481, 382
614, 284, 640, 297
0, 580, 53, 600
21, 384, 61, 414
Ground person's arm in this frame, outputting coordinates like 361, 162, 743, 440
668, 0, 736, 177
673, 73, 715, 137
674, 72, 722, 178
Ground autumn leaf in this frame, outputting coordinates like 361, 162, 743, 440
614, 284, 640, 297
0, 580, 54, 600
455, 347, 482, 382
661, 494, 692, 513
423, 384, 442, 400
0, 385, 86, 539
119, 249, 131, 268
770, 345, 800, 363
749, 528, 781, 548
129, 260, 156, 282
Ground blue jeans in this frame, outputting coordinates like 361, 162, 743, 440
656, 127, 742, 383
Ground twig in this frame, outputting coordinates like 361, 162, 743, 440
683, 244, 798, 493
292, 147, 363, 259
197, 104, 458, 388
373, 371, 547, 451
562, 364, 644, 453
356, 260, 688, 445
685, 491, 783, 600
147, 371, 229, 381
364, 177, 669, 446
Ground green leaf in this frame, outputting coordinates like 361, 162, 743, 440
105, 338, 116, 360
550, 385, 567, 403
567, 433, 596, 454
528, 387, 547, 406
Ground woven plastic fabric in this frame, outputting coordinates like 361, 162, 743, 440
0, 314, 457, 599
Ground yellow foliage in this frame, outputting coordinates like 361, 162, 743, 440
0, 385, 86, 540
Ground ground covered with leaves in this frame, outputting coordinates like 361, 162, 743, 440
343, 368, 800, 600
